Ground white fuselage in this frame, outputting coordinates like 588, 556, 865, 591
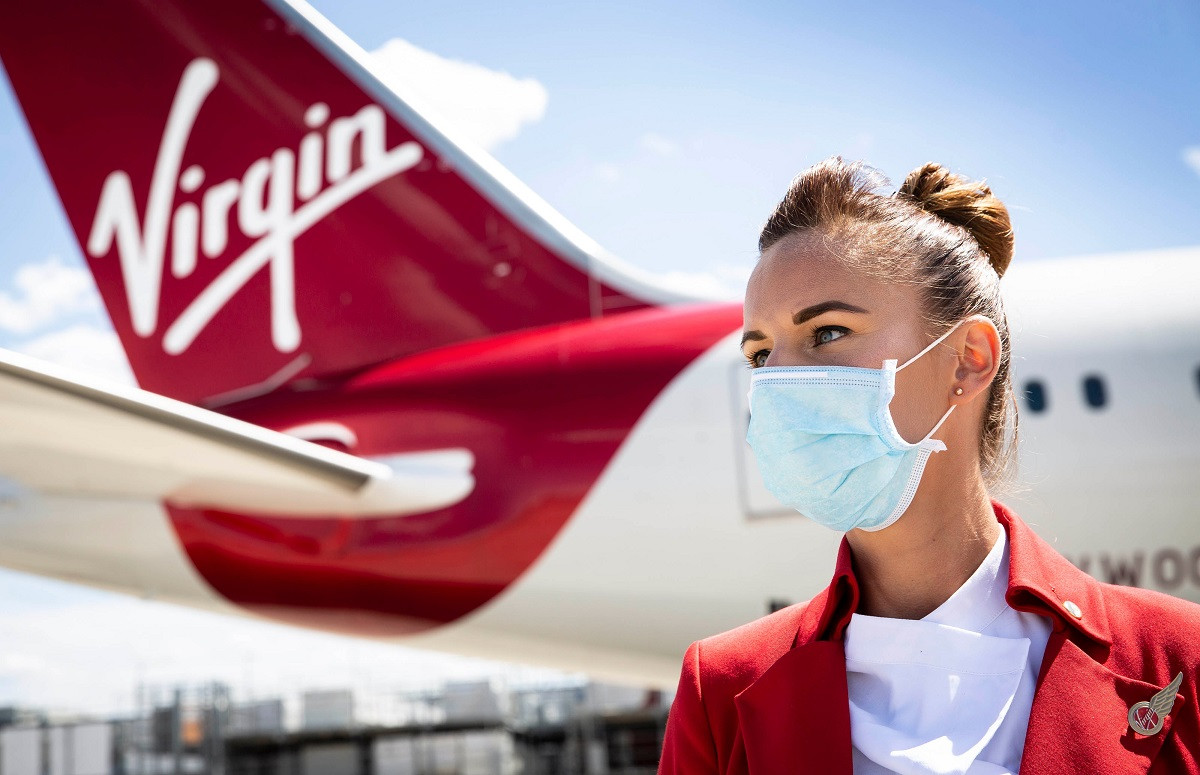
1, 247, 1197, 689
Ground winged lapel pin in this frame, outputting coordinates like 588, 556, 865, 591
1128, 672, 1183, 736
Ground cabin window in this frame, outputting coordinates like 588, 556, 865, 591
1082, 374, 1107, 408
1023, 380, 1047, 413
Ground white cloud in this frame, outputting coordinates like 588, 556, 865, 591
639, 132, 680, 157
0, 255, 100, 335
851, 131, 876, 154
654, 262, 753, 301
11, 323, 136, 387
370, 39, 548, 152
1184, 145, 1200, 178
593, 133, 682, 184
594, 162, 621, 183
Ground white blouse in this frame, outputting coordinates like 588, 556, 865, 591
842, 528, 1053, 774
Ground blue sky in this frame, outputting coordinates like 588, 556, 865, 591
309, 0, 1200, 265
3, 1, 1199, 300
0, 0, 1198, 715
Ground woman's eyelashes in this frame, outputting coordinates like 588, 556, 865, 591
743, 326, 850, 369
746, 349, 770, 368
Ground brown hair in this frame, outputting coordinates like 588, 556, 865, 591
757, 156, 1019, 491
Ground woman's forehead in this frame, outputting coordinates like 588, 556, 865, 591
747, 235, 912, 317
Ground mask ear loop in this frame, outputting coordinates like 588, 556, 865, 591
920, 403, 956, 445
896, 318, 966, 373
895, 318, 972, 445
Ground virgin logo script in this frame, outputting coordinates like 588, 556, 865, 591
86, 58, 424, 355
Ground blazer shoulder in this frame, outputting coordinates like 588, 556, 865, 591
1100, 582, 1200, 659
660, 592, 831, 771
692, 596, 820, 693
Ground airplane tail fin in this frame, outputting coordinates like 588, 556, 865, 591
0, 0, 690, 406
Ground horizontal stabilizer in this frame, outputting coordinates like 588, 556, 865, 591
0, 347, 473, 517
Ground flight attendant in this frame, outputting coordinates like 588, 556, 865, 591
658, 156, 1200, 774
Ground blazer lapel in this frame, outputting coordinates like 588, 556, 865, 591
734, 639, 853, 775
1020, 630, 1183, 774
999, 500, 1185, 773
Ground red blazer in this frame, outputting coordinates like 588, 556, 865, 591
658, 499, 1200, 774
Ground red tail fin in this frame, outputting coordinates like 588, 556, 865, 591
0, 0, 686, 406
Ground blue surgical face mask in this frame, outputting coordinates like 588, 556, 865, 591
745, 318, 971, 533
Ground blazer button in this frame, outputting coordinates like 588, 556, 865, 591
1064, 600, 1083, 619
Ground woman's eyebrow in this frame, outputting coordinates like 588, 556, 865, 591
741, 300, 870, 349
793, 300, 869, 325
740, 330, 766, 348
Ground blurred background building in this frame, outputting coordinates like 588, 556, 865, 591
0, 676, 666, 774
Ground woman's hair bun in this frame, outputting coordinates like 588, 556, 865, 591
896, 162, 1014, 278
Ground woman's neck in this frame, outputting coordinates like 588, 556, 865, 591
845, 460, 1001, 620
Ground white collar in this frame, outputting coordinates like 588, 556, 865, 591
842, 528, 1034, 775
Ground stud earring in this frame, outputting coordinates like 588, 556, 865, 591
954, 387, 964, 395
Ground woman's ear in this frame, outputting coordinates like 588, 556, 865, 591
953, 315, 1000, 403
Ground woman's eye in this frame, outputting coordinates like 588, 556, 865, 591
814, 326, 849, 346
746, 349, 770, 368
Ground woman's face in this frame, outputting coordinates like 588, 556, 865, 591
741, 230, 957, 445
